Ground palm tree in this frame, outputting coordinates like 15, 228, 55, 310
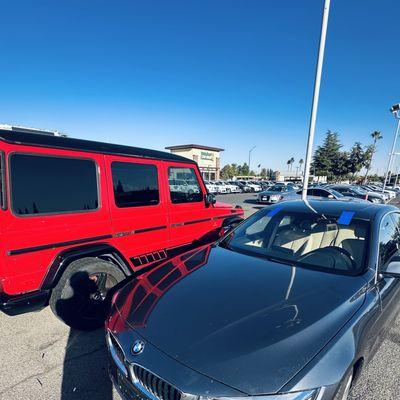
298, 158, 304, 174
287, 159, 291, 171
363, 130, 383, 183
289, 157, 295, 172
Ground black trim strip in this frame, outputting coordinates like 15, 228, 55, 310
8, 234, 113, 256
171, 218, 212, 228
185, 217, 212, 225
135, 225, 167, 234
114, 225, 167, 238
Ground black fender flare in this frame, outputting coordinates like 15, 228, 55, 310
41, 243, 132, 290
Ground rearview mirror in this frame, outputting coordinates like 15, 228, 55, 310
205, 193, 216, 207
381, 258, 400, 278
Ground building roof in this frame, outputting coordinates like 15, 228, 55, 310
0, 129, 194, 163
165, 144, 224, 152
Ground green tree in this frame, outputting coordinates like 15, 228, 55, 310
363, 130, 383, 183
312, 130, 342, 181
347, 142, 365, 178
260, 168, 267, 178
220, 164, 233, 179
241, 162, 250, 176
231, 163, 238, 177
333, 151, 350, 181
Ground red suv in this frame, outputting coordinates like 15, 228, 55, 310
0, 129, 243, 329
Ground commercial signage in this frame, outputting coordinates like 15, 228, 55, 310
200, 151, 214, 161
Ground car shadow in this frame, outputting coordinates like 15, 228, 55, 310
61, 328, 112, 400
58, 270, 114, 400
243, 198, 258, 204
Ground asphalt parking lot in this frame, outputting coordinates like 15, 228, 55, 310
1, 193, 400, 400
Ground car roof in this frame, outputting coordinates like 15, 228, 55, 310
267, 199, 397, 220
0, 129, 193, 163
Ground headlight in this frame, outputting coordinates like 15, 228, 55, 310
200, 389, 320, 400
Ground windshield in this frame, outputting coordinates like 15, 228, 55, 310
220, 207, 369, 275
351, 186, 366, 194
329, 189, 344, 198
268, 185, 286, 192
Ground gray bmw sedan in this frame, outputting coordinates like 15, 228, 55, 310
106, 200, 400, 400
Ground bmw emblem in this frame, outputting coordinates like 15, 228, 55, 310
132, 340, 145, 355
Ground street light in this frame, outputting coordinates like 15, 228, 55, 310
301, 0, 331, 200
382, 104, 400, 192
248, 145, 256, 174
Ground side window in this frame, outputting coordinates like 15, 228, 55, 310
314, 189, 328, 197
168, 167, 203, 204
307, 189, 315, 196
111, 162, 159, 208
10, 154, 98, 215
379, 214, 400, 271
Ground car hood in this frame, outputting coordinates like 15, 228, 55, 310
115, 246, 366, 395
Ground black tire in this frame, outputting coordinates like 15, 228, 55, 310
334, 369, 354, 400
49, 257, 126, 330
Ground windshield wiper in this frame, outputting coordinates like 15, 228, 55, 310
264, 255, 295, 266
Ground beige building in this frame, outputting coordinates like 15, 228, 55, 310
165, 144, 224, 181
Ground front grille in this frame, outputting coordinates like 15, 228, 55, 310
109, 333, 125, 364
132, 365, 182, 400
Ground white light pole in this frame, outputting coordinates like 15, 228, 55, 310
383, 104, 400, 192
248, 145, 256, 174
302, 0, 331, 200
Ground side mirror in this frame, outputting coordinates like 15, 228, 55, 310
205, 193, 216, 207
327, 194, 334, 199
219, 225, 233, 237
381, 258, 400, 278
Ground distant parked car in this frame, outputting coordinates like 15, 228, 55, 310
212, 181, 228, 194
204, 180, 219, 194
361, 185, 395, 200
329, 185, 385, 204
242, 181, 262, 192
257, 184, 295, 204
220, 181, 241, 193
281, 187, 364, 203
232, 181, 252, 193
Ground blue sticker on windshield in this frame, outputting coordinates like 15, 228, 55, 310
267, 205, 284, 217
337, 211, 355, 225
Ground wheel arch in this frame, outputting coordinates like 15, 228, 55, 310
41, 243, 132, 290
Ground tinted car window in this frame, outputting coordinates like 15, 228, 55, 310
168, 167, 203, 203
10, 154, 98, 215
379, 214, 400, 270
112, 162, 159, 208
313, 189, 329, 197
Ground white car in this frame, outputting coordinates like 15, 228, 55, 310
169, 179, 200, 194
212, 181, 228, 194
204, 180, 219, 194
246, 182, 262, 192
219, 181, 241, 193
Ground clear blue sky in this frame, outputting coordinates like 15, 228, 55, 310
1, 0, 399, 173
